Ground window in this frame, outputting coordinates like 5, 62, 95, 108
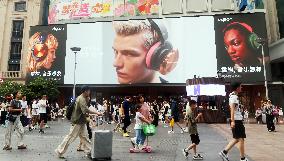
186, 0, 208, 13
162, 0, 183, 14
8, 60, 21, 71
12, 20, 24, 38
15, 1, 26, 12
276, 0, 284, 38
9, 42, 22, 60
211, 0, 234, 11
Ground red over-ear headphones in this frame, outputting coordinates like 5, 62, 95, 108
145, 19, 179, 75
223, 22, 262, 51
31, 32, 49, 62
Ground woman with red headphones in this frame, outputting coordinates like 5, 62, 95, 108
27, 32, 58, 72
223, 22, 264, 69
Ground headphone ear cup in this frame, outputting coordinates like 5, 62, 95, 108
248, 33, 261, 51
151, 41, 173, 70
145, 42, 162, 69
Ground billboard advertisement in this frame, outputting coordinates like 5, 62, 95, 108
29, 13, 269, 85
26, 25, 67, 83
214, 13, 269, 82
64, 17, 217, 84
48, 0, 159, 24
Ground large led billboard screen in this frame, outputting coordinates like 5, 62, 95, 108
27, 13, 269, 85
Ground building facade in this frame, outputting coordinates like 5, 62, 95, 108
0, 0, 283, 107
0, 0, 45, 83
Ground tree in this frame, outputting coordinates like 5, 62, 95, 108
24, 77, 60, 101
0, 81, 24, 97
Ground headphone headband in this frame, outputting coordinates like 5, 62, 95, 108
223, 22, 253, 33
148, 19, 168, 43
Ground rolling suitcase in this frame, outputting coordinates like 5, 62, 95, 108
91, 117, 113, 161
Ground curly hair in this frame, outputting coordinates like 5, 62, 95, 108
27, 32, 58, 72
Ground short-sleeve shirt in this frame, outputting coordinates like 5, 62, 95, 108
187, 107, 198, 134
20, 100, 28, 116
10, 99, 22, 115
229, 92, 243, 121
32, 101, 39, 115
134, 112, 144, 129
38, 99, 47, 114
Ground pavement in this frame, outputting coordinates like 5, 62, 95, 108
210, 122, 284, 161
1, 119, 281, 161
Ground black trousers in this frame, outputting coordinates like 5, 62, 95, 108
0, 111, 7, 124
266, 114, 275, 131
122, 116, 131, 133
86, 122, 92, 140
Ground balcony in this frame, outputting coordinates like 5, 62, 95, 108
0, 71, 23, 79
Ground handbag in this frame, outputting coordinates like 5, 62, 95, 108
142, 124, 156, 136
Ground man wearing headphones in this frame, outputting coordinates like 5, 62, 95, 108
223, 22, 264, 70
112, 19, 179, 84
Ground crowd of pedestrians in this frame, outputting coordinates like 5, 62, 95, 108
0, 82, 283, 161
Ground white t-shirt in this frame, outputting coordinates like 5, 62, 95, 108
97, 104, 104, 112
20, 100, 28, 116
38, 99, 47, 114
134, 112, 144, 130
229, 92, 243, 121
32, 101, 39, 115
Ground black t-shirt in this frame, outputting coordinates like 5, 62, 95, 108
10, 99, 22, 115
123, 100, 130, 117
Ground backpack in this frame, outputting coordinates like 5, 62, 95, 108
66, 100, 76, 120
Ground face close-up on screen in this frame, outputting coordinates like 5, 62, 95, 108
214, 13, 270, 83
64, 17, 217, 85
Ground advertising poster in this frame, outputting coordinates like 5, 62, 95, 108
26, 25, 67, 83
48, 0, 114, 24
65, 17, 217, 84
214, 13, 270, 83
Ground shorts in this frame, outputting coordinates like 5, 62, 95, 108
190, 133, 200, 145
39, 113, 48, 123
232, 120, 246, 139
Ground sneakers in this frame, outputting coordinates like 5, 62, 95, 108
240, 158, 249, 161
182, 148, 189, 158
219, 151, 229, 161
193, 154, 203, 160
55, 149, 65, 159
123, 132, 129, 137
17, 145, 27, 149
3, 145, 12, 150
168, 130, 174, 134
39, 129, 44, 134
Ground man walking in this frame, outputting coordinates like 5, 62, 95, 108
219, 82, 249, 161
55, 86, 102, 158
38, 95, 48, 134
3, 91, 27, 150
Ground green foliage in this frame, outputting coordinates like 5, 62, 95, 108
0, 77, 60, 101
0, 81, 24, 97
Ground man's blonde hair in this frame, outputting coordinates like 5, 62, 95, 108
113, 20, 160, 50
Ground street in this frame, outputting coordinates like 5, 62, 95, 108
0, 119, 252, 161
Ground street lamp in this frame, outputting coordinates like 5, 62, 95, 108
70, 47, 81, 99
256, 38, 269, 99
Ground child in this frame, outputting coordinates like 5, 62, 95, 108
168, 116, 175, 134
183, 100, 203, 160
132, 104, 151, 150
